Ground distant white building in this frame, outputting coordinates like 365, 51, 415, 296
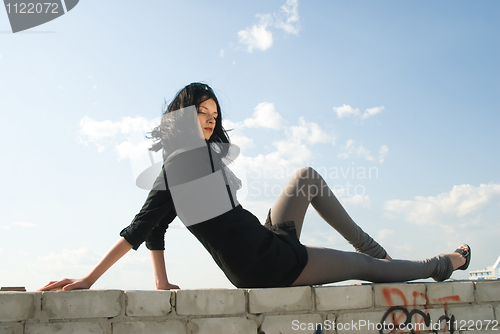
469, 255, 500, 280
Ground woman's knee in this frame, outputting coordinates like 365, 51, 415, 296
285, 167, 324, 201
294, 166, 320, 181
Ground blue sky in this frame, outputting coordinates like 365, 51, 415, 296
1, 0, 499, 290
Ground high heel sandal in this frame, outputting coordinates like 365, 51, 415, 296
454, 244, 471, 271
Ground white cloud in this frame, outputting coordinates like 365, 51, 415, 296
232, 101, 338, 178
333, 104, 385, 120
13, 222, 36, 228
118, 255, 150, 265
79, 116, 152, 142
237, 14, 274, 52
243, 102, 283, 130
288, 117, 336, 145
384, 183, 500, 225
275, 0, 300, 35
274, 139, 313, 163
222, 119, 256, 151
333, 104, 360, 118
228, 102, 284, 131
393, 244, 414, 255
0, 53, 2, 60
442, 224, 455, 234
229, 133, 255, 151
1, 222, 36, 229
337, 141, 388, 163
362, 106, 385, 120
235, 103, 337, 173
377, 228, 395, 242
338, 140, 375, 162
222, 119, 239, 130
80, 116, 119, 140
237, 0, 301, 53
241, 139, 312, 173
219, 49, 225, 57
230, 103, 335, 145
378, 145, 389, 163
36, 248, 102, 273
341, 195, 372, 209
78, 116, 157, 155
115, 140, 152, 161
238, 139, 307, 175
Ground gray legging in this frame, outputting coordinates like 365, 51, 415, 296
267, 167, 453, 285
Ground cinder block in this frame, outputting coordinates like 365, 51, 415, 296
25, 322, 108, 334
426, 281, 474, 304
0, 292, 36, 322
336, 310, 385, 334
475, 280, 500, 302
189, 317, 257, 334
176, 289, 245, 316
125, 290, 171, 317
496, 304, 500, 320
315, 285, 372, 311
448, 304, 495, 330
41, 290, 122, 319
248, 286, 311, 314
260, 314, 324, 334
0, 326, 13, 334
112, 321, 186, 334
374, 283, 426, 307
0, 324, 22, 334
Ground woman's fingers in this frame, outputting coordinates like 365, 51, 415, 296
62, 280, 90, 291
39, 281, 58, 289
38, 278, 76, 291
38, 278, 92, 291
61, 281, 79, 291
38, 280, 65, 291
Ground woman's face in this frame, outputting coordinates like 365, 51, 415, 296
198, 98, 218, 140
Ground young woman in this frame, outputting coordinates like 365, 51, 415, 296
39, 83, 470, 291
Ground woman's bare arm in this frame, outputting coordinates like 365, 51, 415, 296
150, 250, 180, 290
38, 237, 133, 291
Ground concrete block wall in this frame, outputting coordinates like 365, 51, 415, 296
0, 280, 499, 334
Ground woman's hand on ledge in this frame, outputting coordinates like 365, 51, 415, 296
156, 282, 180, 290
38, 278, 92, 291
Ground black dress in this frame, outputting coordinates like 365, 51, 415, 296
119, 161, 308, 288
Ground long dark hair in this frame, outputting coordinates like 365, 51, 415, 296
149, 82, 231, 159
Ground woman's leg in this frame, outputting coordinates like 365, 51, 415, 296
270, 167, 388, 259
291, 246, 464, 286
